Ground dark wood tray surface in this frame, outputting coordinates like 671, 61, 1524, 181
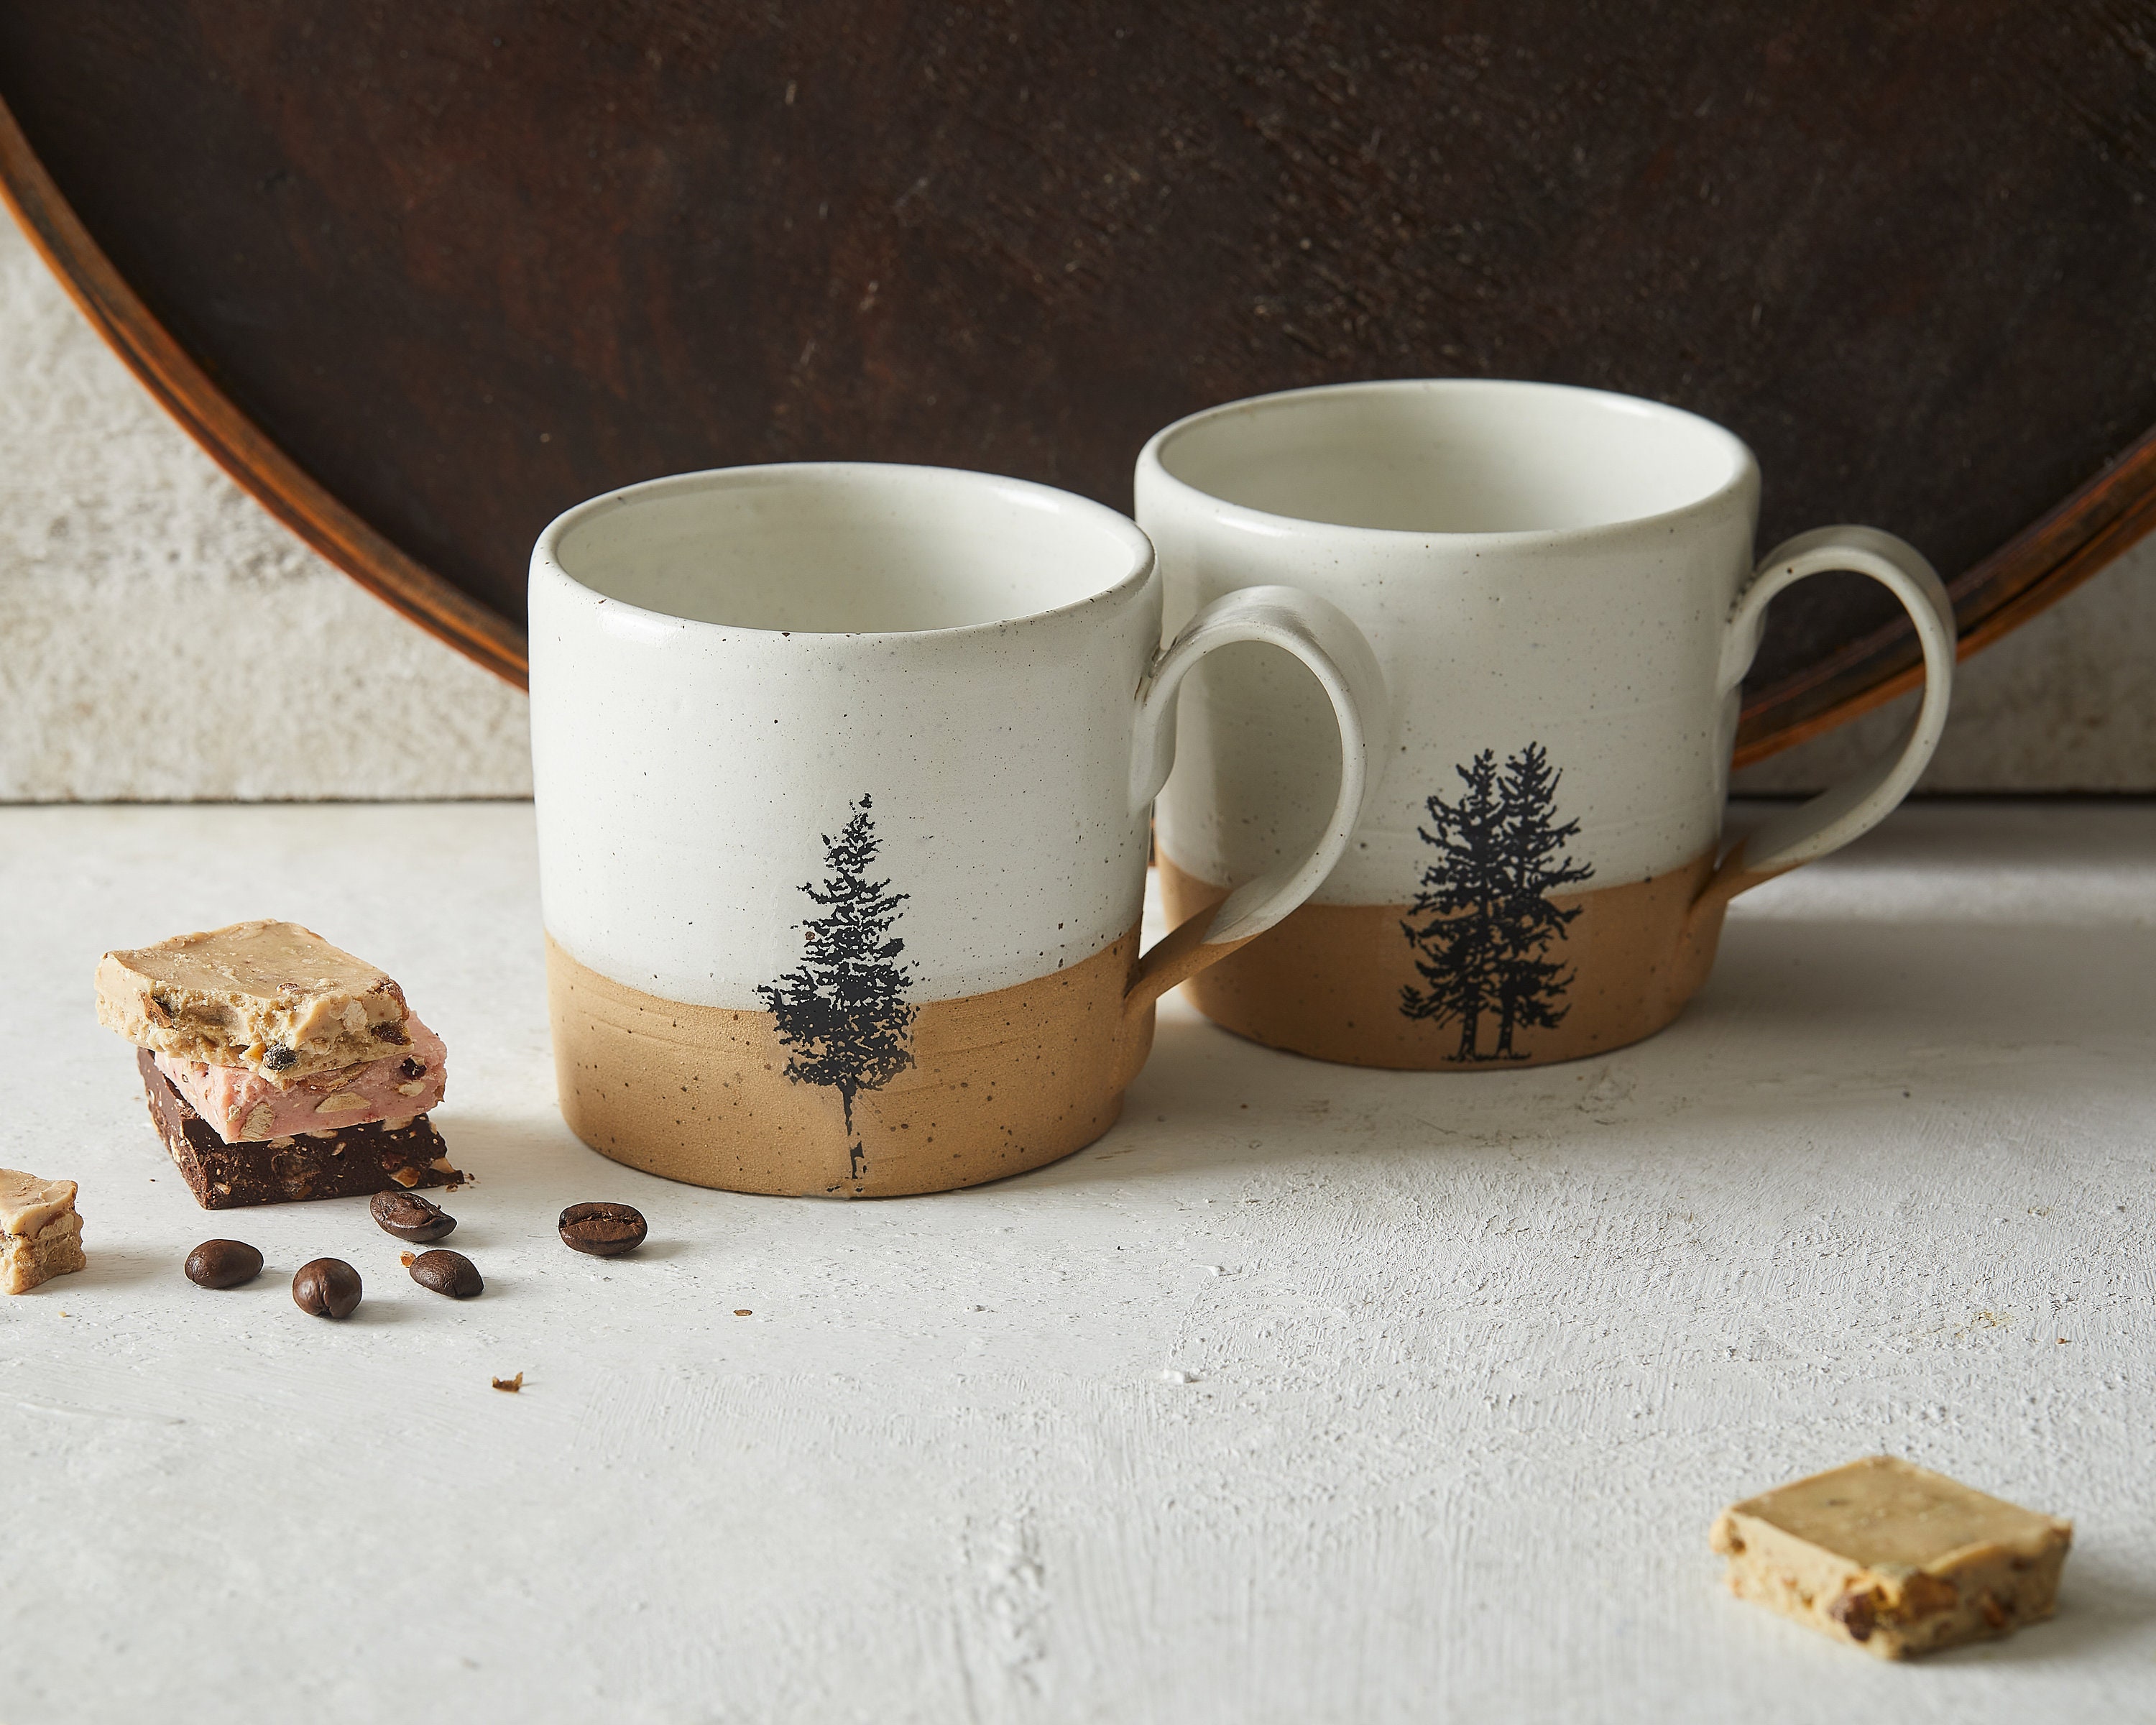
4, 1, 2154, 761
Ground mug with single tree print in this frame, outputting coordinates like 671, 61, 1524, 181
1135, 380, 1956, 1070
530, 463, 1383, 1195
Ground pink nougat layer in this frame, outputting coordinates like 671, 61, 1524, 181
154, 1013, 447, 1143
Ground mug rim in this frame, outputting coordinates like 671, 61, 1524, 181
1138, 377, 1760, 546
532, 460, 1157, 642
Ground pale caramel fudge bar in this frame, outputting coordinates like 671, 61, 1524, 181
96, 919, 410, 1087
1710, 1455, 2071, 1658
1, 1169, 86, 1294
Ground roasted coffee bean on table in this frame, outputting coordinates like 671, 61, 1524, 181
558, 1202, 648, 1257
409, 1248, 483, 1299
183, 1238, 263, 1289
369, 1190, 456, 1243
292, 1256, 361, 1319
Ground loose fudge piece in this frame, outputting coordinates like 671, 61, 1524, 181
1710, 1455, 2071, 1659
96, 919, 410, 1087
139, 1049, 463, 1210
1, 1169, 86, 1294
154, 1011, 447, 1140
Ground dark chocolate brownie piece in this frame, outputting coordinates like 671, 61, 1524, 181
138, 1048, 464, 1210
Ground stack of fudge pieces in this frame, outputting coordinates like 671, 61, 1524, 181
96, 920, 464, 1209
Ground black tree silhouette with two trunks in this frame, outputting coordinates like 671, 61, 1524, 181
1400, 742, 1595, 1062
757, 794, 918, 1179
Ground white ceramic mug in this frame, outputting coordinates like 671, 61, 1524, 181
1136, 380, 1955, 1070
530, 463, 1383, 1195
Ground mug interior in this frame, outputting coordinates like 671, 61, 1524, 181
1153, 380, 1751, 535
548, 464, 1151, 632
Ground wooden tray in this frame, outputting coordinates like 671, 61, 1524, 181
4, 1, 2153, 762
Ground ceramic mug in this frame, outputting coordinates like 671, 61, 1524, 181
1136, 379, 1955, 1070
530, 462, 1383, 1195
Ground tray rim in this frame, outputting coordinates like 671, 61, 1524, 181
0, 96, 525, 686
6, 91, 2151, 763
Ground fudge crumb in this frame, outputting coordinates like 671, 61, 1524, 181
492, 1373, 524, 1392
1, 1169, 86, 1294
734, 1308, 752, 1316
1711, 1456, 2071, 1659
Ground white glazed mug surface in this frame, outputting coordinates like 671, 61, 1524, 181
530, 462, 1381, 1194
1135, 380, 1955, 1070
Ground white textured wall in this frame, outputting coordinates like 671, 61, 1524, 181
0, 217, 531, 801
1, 211, 2151, 799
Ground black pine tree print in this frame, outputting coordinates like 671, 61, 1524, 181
1400, 743, 1595, 1061
1399, 750, 1506, 1061
756, 794, 917, 1178
1488, 742, 1595, 1058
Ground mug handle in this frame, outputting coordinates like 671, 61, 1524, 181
1692, 525, 1955, 917
1120, 584, 1386, 1020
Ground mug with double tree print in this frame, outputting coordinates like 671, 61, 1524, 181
1135, 380, 1956, 1070
530, 463, 1383, 1195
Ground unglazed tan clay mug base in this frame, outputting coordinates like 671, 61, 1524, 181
1158, 851, 1740, 1070
1138, 381, 1955, 1072
545, 927, 1146, 1197
530, 464, 1383, 1195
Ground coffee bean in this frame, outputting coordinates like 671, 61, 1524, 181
558, 1202, 648, 1257
410, 1248, 483, 1299
184, 1238, 263, 1289
292, 1257, 361, 1318
369, 1189, 456, 1243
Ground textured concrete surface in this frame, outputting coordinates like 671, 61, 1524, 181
2, 798, 2151, 1722
4, 209, 2153, 799
0, 218, 531, 801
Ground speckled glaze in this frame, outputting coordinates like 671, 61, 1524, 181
1138, 380, 1955, 1068
530, 464, 1382, 1191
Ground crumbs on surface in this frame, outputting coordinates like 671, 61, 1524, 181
492, 1373, 523, 1392
734, 1308, 752, 1316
